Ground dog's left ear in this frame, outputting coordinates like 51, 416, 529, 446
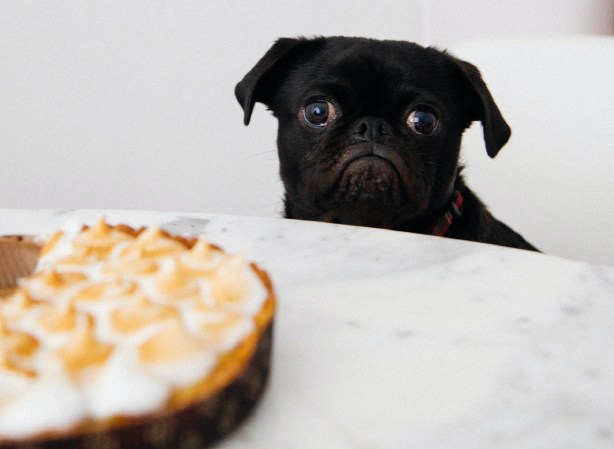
235, 37, 325, 126
451, 57, 511, 158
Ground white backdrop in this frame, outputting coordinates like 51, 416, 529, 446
0, 0, 424, 215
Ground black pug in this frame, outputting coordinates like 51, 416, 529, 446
235, 36, 538, 251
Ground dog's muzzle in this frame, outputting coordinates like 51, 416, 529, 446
332, 142, 412, 199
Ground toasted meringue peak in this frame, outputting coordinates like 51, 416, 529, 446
154, 257, 200, 299
40, 270, 66, 288
133, 226, 186, 258
35, 304, 78, 334
188, 237, 214, 262
1, 328, 39, 358
110, 297, 179, 334
57, 316, 114, 374
72, 218, 132, 257
71, 280, 137, 304
109, 248, 158, 275
39, 230, 63, 256
138, 319, 205, 364
209, 255, 250, 304
0, 327, 40, 379
0, 356, 37, 379
0, 290, 37, 319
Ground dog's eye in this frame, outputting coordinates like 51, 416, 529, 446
407, 109, 438, 135
303, 101, 336, 127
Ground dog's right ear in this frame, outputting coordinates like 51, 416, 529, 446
235, 37, 321, 125
449, 56, 511, 158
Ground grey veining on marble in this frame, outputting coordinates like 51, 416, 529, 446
1, 209, 613, 448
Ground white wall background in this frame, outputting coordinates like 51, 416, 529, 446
0, 0, 425, 215
1, 0, 613, 261
423, 0, 613, 47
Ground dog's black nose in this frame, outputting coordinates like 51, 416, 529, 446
353, 117, 390, 142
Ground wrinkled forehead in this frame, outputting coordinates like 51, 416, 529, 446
285, 40, 459, 105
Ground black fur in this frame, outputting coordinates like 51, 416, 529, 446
236, 36, 538, 251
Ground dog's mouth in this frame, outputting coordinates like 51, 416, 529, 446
327, 143, 410, 188
316, 143, 425, 227
336, 155, 401, 200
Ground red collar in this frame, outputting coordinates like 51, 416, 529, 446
432, 190, 463, 237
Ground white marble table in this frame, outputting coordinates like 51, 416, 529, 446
1, 209, 613, 448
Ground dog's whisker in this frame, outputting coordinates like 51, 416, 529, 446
247, 150, 278, 159
248, 201, 284, 213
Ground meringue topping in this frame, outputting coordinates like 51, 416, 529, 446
0, 218, 270, 440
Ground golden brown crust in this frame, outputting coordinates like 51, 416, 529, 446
0, 236, 41, 293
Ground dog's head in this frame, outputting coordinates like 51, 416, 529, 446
236, 37, 510, 229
